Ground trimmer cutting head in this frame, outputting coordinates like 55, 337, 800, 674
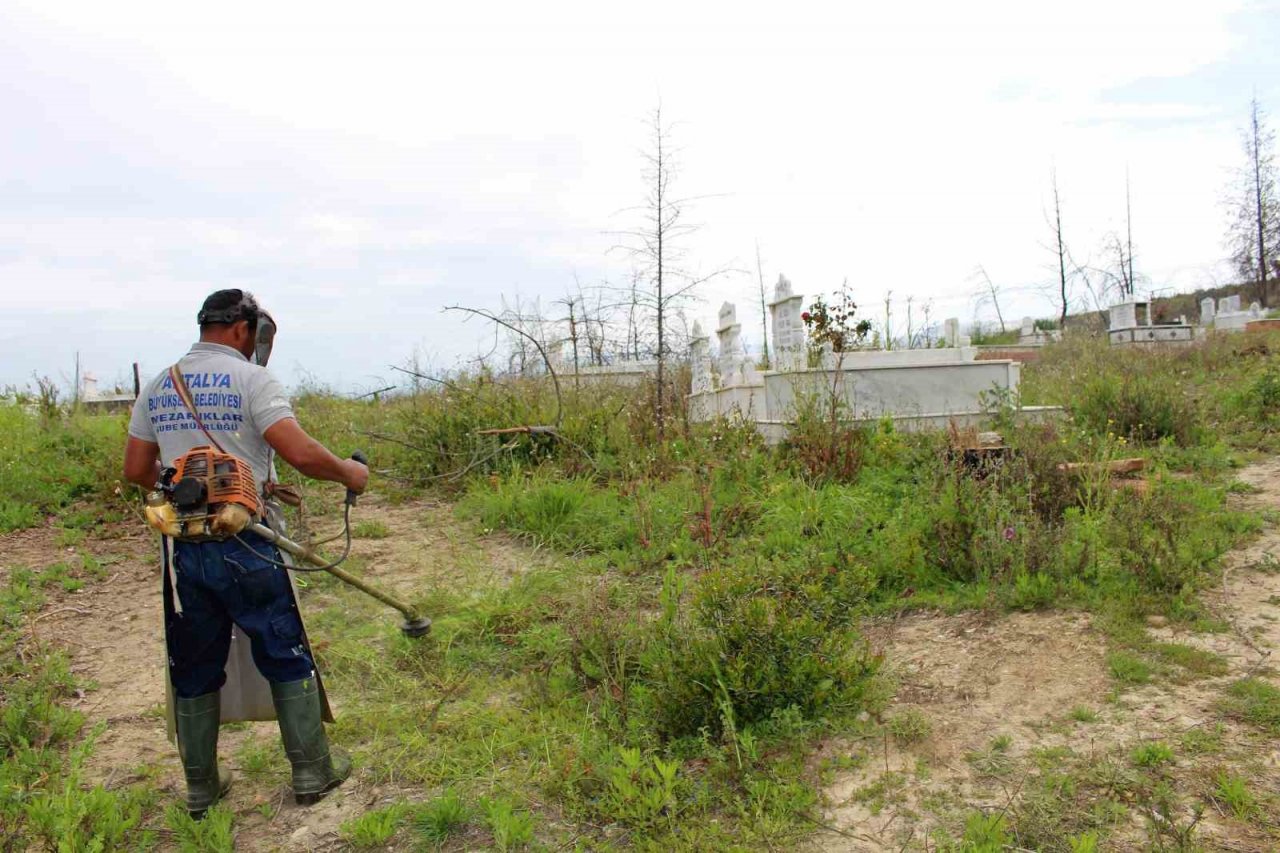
400, 617, 433, 638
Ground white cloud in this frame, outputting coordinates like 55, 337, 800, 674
0, 0, 1275, 390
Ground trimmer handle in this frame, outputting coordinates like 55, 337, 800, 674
346, 450, 369, 506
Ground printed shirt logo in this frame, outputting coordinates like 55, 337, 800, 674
148, 372, 245, 433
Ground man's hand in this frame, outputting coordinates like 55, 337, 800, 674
343, 457, 369, 494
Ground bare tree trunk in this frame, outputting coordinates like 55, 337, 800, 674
882, 291, 893, 350
628, 272, 640, 361
1253, 99, 1271, 306
1052, 169, 1069, 326
1125, 167, 1135, 298
568, 299, 580, 389
655, 111, 666, 439
756, 241, 769, 368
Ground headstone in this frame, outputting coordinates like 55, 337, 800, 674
547, 340, 566, 371
1221, 294, 1242, 314
1200, 297, 1215, 323
1249, 301, 1263, 318
1020, 316, 1034, 337
81, 373, 100, 401
943, 318, 961, 348
819, 340, 837, 370
717, 302, 747, 386
1110, 302, 1138, 329
690, 322, 713, 394
767, 274, 806, 371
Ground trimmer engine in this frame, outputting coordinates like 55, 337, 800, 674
145, 446, 261, 539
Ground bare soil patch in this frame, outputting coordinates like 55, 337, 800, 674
814, 459, 1280, 852
4, 496, 548, 851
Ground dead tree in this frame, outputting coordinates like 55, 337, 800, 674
1225, 96, 1279, 306
970, 265, 1007, 333
1125, 167, 1136, 296
755, 241, 770, 368
1050, 167, 1070, 326
612, 105, 730, 439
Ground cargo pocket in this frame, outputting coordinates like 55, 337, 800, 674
270, 610, 305, 656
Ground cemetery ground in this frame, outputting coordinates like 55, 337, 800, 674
5, 333, 1280, 850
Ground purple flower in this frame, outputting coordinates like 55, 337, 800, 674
1003, 525, 1016, 541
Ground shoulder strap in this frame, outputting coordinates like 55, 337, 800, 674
168, 364, 227, 453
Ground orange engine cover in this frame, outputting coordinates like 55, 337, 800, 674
172, 445, 262, 519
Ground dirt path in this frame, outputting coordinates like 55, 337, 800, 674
1, 496, 547, 852
7, 466, 1280, 851
812, 461, 1280, 851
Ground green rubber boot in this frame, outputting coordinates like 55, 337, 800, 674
270, 677, 351, 805
174, 692, 232, 819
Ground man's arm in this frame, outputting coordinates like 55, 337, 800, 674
123, 437, 161, 489
263, 418, 368, 493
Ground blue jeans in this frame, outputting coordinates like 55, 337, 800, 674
165, 530, 314, 698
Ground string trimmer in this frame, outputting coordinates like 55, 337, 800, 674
145, 449, 432, 638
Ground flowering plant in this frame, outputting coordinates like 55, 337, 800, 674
801, 282, 873, 353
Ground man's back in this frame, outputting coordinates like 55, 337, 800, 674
129, 342, 294, 494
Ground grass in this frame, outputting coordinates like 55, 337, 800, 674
1214, 771, 1256, 820
0, 406, 130, 533
1150, 642, 1230, 678
340, 803, 408, 847
411, 788, 471, 846
4, 331, 1280, 849
0, 559, 163, 849
887, 708, 932, 744
1107, 651, 1154, 684
1131, 742, 1176, 767
352, 519, 391, 539
1220, 677, 1280, 733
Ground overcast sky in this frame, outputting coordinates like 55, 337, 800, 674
2, 1, 1278, 394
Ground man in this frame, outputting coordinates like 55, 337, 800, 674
123, 289, 368, 817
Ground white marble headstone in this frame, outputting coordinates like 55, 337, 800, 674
943, 318, 960, 348
1111, 302, 1138, 329
718, 302, 737, 332
768, 274, 806, 371
717, 302, 746, 386
1201, 297, 1215, 322
690, 321, 713, 394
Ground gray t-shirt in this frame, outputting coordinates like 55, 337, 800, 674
128, 342, 295, 494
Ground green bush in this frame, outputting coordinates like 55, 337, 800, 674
1069, 373, 1201, 447
646, 552, 879, 741
1226, 362, 1280, 427
0, 407, 128, 533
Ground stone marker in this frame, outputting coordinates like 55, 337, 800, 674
767, 274, 806, 371
943, 318, 960, 348
1110, 302, 1138, 329
691, 322, 713, 394
717, 302, 746, 387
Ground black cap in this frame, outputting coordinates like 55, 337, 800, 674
198, 289, 261, 327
